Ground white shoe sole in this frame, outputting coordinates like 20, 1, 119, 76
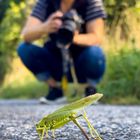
39, 97, 67, 105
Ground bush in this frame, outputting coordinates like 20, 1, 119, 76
0, 1, 26, 84
100, 44, 140, 104
0, 55, 10, 84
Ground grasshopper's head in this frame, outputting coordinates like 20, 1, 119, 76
35, 123, 44, 135
31, 117, 44, 136
35, 117, 50, 136
81, 93, 103, 107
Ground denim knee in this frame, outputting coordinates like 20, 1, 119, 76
17, 42, 38, 73
18, 41, 33, 54
76, 46, 106, 82
17, 42, 32, 60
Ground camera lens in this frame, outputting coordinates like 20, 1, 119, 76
56, 9, 82, 48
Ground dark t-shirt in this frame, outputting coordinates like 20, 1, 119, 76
31, 0, 106, 22
31, 0, 107, 54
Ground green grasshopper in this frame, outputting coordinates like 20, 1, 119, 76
35, 93, 103, 140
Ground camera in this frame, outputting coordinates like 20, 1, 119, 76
56, 9, 83, 48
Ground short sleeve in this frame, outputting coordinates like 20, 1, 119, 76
31, 0, 48, 22
85, 0, 107, 22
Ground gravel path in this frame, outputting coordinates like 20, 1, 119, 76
0, 100, 140, 140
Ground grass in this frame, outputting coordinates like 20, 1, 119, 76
0, 58, 47, 99
98, 41, 140, 105
0, 81, 47, 99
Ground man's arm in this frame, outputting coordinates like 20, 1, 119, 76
21, 16, 45, 42
73, 18, 105, 47
21, 11, 63, 42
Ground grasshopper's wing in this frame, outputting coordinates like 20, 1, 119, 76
48, 93, 103, 118
56, 93, 103, 112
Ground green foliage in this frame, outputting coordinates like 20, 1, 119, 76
0, 55, 10, 84
100, 43, 140, 104
0, 0, 23, 22
0, 1, 26, 83
0, 0, 9, 22
0, 80, 47, 99
104, 0, 140, 40
104, 0, 137, 24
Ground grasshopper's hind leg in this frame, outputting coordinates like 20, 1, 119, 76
82, 110, 102, 140
71, 117, 90, 140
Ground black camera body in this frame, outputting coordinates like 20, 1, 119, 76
56, 9, 83, 48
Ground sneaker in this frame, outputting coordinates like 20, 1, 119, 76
39, 87, 67, 104
85, 86, 99, 105
85, 85, 97, 97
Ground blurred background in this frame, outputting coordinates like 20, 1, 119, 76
0, 0, 140, 104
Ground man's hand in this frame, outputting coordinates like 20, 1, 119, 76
21, 11, 63, 42
42, 11, 63, 34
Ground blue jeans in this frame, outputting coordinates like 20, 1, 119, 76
17, 42, 106, 85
